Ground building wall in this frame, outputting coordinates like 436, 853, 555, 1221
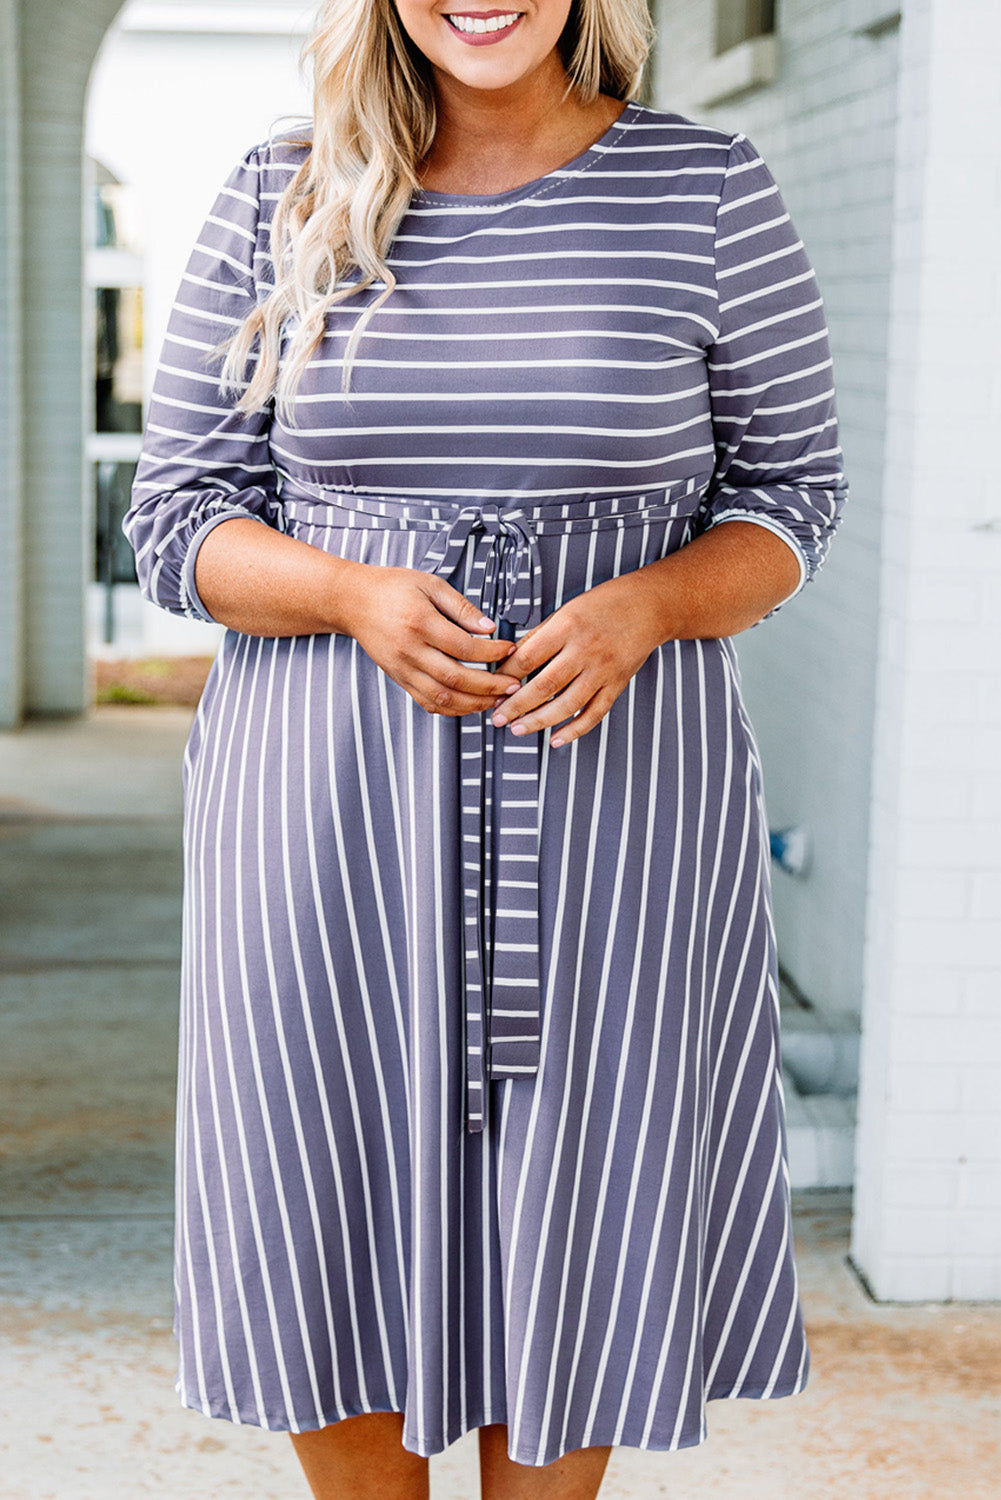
17, 0, 129, 720
652, 0, 901, 1017
851, 0, 1001, 1302
0, 0, 312, 724
0, 0, 24, 728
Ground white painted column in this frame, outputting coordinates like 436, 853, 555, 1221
0, 0, 25, 728
18, 0, 126, 717
852, 0, 1001, 1301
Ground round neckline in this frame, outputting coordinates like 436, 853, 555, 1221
411, 98, 642, 207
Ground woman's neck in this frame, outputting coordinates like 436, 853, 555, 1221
417, 61, 627, 196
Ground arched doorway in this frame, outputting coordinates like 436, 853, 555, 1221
0, 0, 129, 727
0, 0, 311, 727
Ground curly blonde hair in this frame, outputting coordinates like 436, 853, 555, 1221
214, 0, 655, 423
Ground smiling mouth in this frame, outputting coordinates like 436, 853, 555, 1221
444, 10, 525, 42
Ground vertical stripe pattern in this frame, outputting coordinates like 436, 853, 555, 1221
417, 497, 545, 1127
123, 101, 848, 1466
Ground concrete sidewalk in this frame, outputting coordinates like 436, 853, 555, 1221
1, 707, 999, 1499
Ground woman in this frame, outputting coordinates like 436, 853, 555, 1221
123, 1, 848, 1496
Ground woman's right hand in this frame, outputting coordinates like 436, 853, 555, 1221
342, 561, 524, 718
192, 519, 522, 716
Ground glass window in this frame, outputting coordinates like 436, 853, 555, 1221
86, 160, 145, 599
95, 282, 144, 436
90, 173, 145, 436
715, 0, 776, 56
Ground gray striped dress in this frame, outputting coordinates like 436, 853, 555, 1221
123, 100, 848, 1466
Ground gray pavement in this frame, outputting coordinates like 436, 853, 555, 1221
1, 706, 999, 1499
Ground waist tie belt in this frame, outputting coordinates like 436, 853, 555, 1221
420, 504, 545, 1134
278, 481, 546, 1135
276, 472, 703, 1135
420, 507, 549, 1134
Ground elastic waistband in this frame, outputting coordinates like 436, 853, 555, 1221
276, 471, 705, 536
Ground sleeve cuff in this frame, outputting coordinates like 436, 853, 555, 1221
180, 509, 270, 623
702, 508, 809, 607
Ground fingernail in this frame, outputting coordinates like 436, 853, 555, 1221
504, 683, 519, 695
478, 615, 495, 629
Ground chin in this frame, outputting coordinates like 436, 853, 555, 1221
433, 49, 551, 92
443, 66, 531, 89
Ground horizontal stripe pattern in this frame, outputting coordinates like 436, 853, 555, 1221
122, 100, 845, 1465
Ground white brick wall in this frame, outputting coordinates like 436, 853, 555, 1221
850, 0, 1001, 1302
654, 0, 1001, 1300
653, 0, 899, 1018
0, 0, 24, 728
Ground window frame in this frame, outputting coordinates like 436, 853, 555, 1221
714, 0, 777, 59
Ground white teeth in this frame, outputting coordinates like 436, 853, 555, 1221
447, 12, 521, 35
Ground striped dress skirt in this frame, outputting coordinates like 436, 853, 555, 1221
175, 475, 811, 1464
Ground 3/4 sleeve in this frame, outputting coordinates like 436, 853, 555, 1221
121, 144, 285, 623
699, 132, 848, 615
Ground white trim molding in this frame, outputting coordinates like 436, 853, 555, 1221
120, 2, 314, 36
692, 33, 779, 107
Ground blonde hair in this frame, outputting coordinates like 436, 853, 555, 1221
215, 0, 655, 424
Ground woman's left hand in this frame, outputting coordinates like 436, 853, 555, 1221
488, 574, 665, 748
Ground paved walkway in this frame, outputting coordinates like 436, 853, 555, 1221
1, 707, 998, 1499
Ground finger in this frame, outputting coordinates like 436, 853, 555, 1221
421, 575, 505, 639
423, 614, 521, 669
496, 674, 598, 735
490, 655, 581, 723
548, 688, 616, 747
404, 661, 517, 714
396, 600, 520, 693
498, 629, 547, 682
499, 610, 573, 680
415, 579, 523, 667
420, 648, 524, 701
